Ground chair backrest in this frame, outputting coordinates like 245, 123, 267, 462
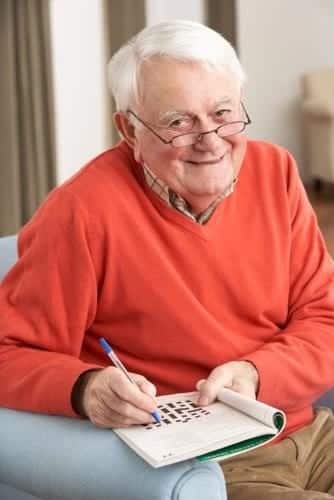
0, 235, 18, 281
301, 67, 334, 101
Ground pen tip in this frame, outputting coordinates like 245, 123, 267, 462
152, 411, 161, 424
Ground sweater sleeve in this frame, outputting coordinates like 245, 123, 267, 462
244, 151, 334, 412
0, 189, 103, 416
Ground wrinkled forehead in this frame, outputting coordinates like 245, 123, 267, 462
136, 56, 241, 118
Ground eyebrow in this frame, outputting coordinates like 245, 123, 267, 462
158, 110, 192, 122
214, 98, 234, 108
158, 98, 234, 122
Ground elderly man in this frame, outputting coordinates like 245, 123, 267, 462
0, 20, 334, 500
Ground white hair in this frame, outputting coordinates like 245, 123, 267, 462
107, 20, 246, 112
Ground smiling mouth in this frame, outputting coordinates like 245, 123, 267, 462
186, 157, 224, 165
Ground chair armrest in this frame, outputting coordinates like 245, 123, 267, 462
0, 235, 18, 281
302, 98, 334, 119
0, 483, 41, 500
0, 408, 226, 500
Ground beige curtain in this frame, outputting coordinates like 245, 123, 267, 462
103, 0, 146, 144
0, 0, 56, 237
205, 0, 238, 51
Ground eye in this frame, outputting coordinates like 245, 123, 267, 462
215, 109, 232, 120
169, 118, 185, 127
167, 117, 194, 131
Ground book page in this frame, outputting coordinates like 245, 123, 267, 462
114, 392, 278, 467
217, 388, 285, 429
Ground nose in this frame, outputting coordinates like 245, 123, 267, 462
193, 129, 225, 154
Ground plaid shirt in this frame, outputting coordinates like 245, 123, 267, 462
143, 164, 237, 224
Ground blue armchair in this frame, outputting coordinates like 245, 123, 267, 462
0, 235, 226, 500
0, 235, 333, 500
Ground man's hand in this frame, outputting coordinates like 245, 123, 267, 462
80, 367, 159, 428
196, 361, 259, 405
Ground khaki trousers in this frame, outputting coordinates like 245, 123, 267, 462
220, 408, 334, 499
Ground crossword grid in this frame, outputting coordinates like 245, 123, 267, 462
143, 399, 211, 430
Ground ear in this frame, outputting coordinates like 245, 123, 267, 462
113, 112, 136, 148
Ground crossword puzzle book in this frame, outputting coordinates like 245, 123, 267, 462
113, 388, 286, 467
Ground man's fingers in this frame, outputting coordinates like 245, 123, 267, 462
83, 367, 159, 428
132, 374, 157, 398
106, 368, 157, 414
89, 405, 151, 429
196, 362, 258, 405
197, 366, 233, 405
230, 379, 256, 399
89, 394, 153, 428
110, 391, 155, 422
195, 379, 205, 391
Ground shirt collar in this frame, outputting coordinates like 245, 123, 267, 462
142, 163, 237, 224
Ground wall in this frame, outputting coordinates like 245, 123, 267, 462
146, 0, 204, 25
236, 0, 334, 177
50, 0, 111, 184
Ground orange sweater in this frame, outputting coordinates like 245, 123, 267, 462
0, 140, 333, 439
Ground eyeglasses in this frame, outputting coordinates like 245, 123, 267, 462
127, 103, 251, 148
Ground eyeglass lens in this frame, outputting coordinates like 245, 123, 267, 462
171, 122, 246, 147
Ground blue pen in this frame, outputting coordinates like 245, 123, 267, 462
99, 337, 161, 424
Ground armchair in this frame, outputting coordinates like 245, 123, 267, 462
301, 66, 334, 183
0, 235, 226, 500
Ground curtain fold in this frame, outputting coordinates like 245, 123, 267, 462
205, 0, 238, 51
0, 0, 56, 236
103, 0, 146, 145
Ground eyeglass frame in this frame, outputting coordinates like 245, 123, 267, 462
127, 102, 251, 148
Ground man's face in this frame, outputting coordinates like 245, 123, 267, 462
131, 58, 248, 213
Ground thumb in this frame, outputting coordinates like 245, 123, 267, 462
230, 379, 256, 399
197, 366, 234, 406
196, 379, 206, 391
